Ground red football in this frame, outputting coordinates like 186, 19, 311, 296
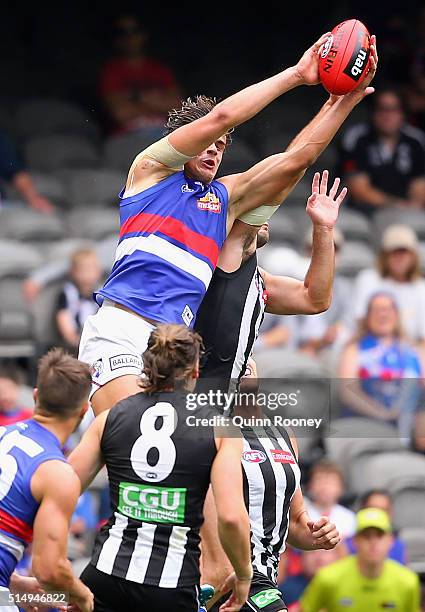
319, 19, 371, 95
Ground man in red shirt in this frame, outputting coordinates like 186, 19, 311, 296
99, 14, 181, 134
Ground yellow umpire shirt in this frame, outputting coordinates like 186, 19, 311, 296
300, 556, 420, 612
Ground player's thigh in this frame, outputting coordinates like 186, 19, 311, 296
91, 374, 141, 414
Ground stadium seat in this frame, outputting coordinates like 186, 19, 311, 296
103, 132, 157, 171
263, 211, 298, 247
336, 241, 375, 277
399, 528, 425, 573
336, 209, 371, 243
25, 135, 99, 172
373, 208, 425, 241
217, 139, 259, 176
16, 99, 100, 141
65, 168, 126, 207
324, 417, 402, 483
66, 209, 119, 241
32, 279, 65, 348
3, 172, 69, 208
44, 239, 93, 263
0, 240, 43, 277
0, 209, 66, 242
0, 277, 35, 358
351, 451, 425, 530
256, 245, 305, 278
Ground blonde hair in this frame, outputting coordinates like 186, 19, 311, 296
377, 249, 421, 281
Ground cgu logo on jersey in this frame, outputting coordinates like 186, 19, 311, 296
251, 589, 281, 609
197, 192, 222, 213
118, 482, 187, 524
242, 450, 267, 463
270, 449, 295, 464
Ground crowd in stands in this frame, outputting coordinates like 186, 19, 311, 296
1, 7, 425, 610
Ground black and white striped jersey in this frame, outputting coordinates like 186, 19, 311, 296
90, 390, 216, 588
241, 425, 301, 582
195, 253, 267, 391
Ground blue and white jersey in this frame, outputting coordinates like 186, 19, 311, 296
95, 172, 229, 327
0, 420, 66, 587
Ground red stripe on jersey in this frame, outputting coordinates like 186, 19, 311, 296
120, 213, 220, 266
0, 509, 33, 543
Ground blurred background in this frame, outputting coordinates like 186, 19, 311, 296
2, 0, 425, 609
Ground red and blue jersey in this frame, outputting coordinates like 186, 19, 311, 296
95, 171, 229, 326
0, 419, 66, 587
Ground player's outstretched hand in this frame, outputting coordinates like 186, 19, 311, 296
350, 34, 378, 99
307, 516, 341, 550
295, 32, 332, 86
306, 170, 347, 228
218, 572, 251, 612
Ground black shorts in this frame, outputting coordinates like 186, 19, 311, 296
210, 570, 287, 612
80, 563, 200, 612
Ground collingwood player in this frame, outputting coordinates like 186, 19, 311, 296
195, 170, 346, 393
69, 324, 252, 612
203, 359, 340, 612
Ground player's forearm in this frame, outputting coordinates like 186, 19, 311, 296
287, 511, 317, 550
215, 66, 303, 130
33, 555, 88, 601
303, 225, 335, 311
217, 515, 252, 579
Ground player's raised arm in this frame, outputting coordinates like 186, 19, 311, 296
31, 461, 94, 612
222, 37, 378, 219
166, 33, 331, 158
68, 411, 108, 491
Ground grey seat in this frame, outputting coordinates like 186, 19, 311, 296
336, 241, 375, 277
337, 209, 371, 243
66, 169, 125, 207
0, 277, 35, 358
0, 209, 66, 242
16, 99, 100, 141
265, 211, 298, 246
351, 451, 425, 530
399, 528, 425, 573
44, 239, 93, 263
0, 240, 44, 277
103, 132, 157, 171
373, 209, 425, 241
325, 417, 404, 491
66, 208, 119, 241
25, 135, 99, 172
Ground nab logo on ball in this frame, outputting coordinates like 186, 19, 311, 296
242, 450, 267, 463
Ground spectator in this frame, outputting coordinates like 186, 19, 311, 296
0, 365, 33, 426
305, 459, 356, 539
404, 8, 425, 131
339, 88, 425, 216
300, 508, 420, 611
280, 548, 342, 611
345, 490, 407, 565
99, 14, 181, 135
0, 130, 54, 213
255, 312, 292, 352
339, 293, 422, 437
55, 249, 102, 353
350, 225, 425, 346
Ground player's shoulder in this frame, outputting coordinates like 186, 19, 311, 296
401, 124, 425, 149
341, 122, 371, 152
385, 559, 420, 586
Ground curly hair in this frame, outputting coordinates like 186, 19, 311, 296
140, 324, 203, 393
164, 95, 233, 144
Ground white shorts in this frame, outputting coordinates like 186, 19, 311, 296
78, 301, 155, 399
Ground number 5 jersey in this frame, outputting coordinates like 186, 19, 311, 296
0, 420, 67, 587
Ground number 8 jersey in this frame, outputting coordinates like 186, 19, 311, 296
0, 420, 67, 587
91, 391, 217, 589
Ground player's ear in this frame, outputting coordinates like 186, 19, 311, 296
192, 359, 200, 379
80, 401, 90, 418
33, 388, 38, 404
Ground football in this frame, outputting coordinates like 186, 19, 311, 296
319, 19, 371, 95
